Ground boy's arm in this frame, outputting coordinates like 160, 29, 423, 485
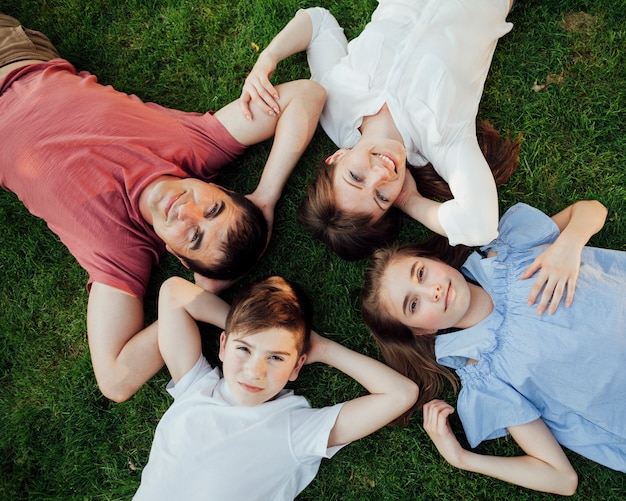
521, 200, 607, 314
157, 276, 231, 383
306, 332, 419, 447
423, 400, 578, 496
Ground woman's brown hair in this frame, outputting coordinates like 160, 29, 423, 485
300, 120, 521, 260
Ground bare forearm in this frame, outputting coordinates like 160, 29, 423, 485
316, 336, 417, 400
251, 80, 325, 208
553, 200, 607, 249
455, 449, 577, 496
399, 194, 446, 236
261, 10, 313, 67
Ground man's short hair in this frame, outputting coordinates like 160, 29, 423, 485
183, 188, 268, 280
225, 276, 313, 356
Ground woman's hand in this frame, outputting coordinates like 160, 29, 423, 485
422, 399, 465, 468
239, 52, 281, 120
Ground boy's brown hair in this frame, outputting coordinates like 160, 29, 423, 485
225, 276, 313, 355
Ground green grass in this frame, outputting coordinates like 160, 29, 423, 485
1, 0, 625, 499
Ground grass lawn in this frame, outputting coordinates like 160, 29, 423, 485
1, 0, 625, 499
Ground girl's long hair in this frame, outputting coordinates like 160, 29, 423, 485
299, 120, 521, 260
361, 236, 471, 425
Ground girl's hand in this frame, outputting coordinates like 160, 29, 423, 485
520, 238, 581, 315
423, 399, 465, 468
239, 52, 281, 120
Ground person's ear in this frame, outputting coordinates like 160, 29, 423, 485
166, 245, 190, 269
325, 148, 349, 165
218, 332, 227, 362
288, 354, 307, 381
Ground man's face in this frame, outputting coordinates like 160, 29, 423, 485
218, 328, 306, 406
140, 176, 239, 266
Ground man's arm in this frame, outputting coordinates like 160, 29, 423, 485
87, 283, 163, 402
305, 332, 419, 447
87, 279, 230, 400
215, 79, 326, 240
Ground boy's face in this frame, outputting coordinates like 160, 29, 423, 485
218, 328, 306, 406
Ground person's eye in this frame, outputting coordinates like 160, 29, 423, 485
349, 171, 362, 182
190, 228, 200, 243
236, 346, 250, 353
418, 267, 424, 282
409, 298, 418, 313
376, 191, 389, 203
206, 201, 221, 218
270, 355, 285, 362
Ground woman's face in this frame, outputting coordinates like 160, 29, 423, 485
379, 255, 472, 333
330, 137, 407, 221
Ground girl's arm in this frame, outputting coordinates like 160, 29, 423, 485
157, 277, 231, 383
305, 332, 419, 447
423, 400, 578, 496
239, 10, 314, 120
521, 200, 607, 314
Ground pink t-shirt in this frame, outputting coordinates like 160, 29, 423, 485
0, 59, 246, 299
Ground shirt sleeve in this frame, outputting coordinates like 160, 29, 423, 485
166, 355, 218, 400
291, 403, 347, 461
304, 8, 348, 83
456, 372, 541, 448
487, 203, 560, 252
436, 136, 499, 246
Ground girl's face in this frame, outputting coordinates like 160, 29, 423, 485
379, 255, 473, 333
329, 137, 407, 221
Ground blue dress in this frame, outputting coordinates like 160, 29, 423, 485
435, 203, 626, 472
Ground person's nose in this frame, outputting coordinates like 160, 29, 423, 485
246, 356, 266, 380
429, 283, 442, 302
176, 201, 202, 223
368, 162, 392, 186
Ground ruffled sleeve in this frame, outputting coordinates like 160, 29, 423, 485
486, 203, 560, 253
456, 364, 541, 447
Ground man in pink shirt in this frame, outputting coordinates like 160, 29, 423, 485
0, 14, 325, 402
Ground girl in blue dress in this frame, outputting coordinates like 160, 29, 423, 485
361, 200, 625, 495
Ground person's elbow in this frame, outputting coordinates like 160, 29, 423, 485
99, 381, 135, 403
295, 79, 326, 110
557, 467, 578, 496
397, 378, 420, 413
449, 219, 498, 247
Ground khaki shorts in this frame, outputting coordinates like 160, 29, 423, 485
0, 13, 59, 68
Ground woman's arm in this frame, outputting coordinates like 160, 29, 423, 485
394, 143, 499, 246
423, 400, 578, 496
157, 276, 231, 383
521, 200, 607, 314
239, 10, 315, 119
305, 332, 419, 447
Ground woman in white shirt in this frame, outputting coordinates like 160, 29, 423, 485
240, 0, 520, 260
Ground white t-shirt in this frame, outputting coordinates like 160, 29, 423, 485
134, 356, 345, 501
305, 0, 513, 245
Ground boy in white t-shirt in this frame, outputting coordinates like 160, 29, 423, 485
134, 275, 418, 500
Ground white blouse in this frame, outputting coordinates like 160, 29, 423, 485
305, 0, 513, 245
